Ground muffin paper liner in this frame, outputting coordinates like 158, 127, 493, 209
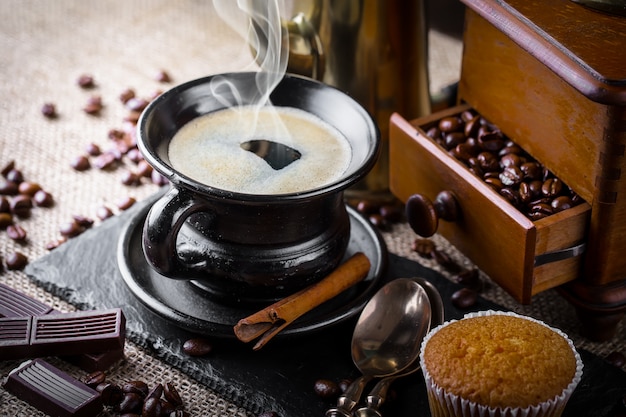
419, 310, 584, 417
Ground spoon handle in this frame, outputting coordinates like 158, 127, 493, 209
352, 376, 396, 417
325, 375, 373, 417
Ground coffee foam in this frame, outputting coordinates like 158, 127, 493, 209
168, 106, 352, 194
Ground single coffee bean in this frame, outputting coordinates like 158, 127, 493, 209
155, 69, 171, 83
411, 238, 435, 258
85, 142, 102, 156
117, 392, 143, 413
59, 220, 83, 238
123, 380, 149, 398
0, 211, 13, 228
71, 155, 91, 171
431, 249, 461, 273
379, 204, 403, 223
83, 95, 103, 115
338, 379, 352, 393
142, 397, 162, 417
151, 170, 168, 186
164, 382, 183, 407
477, 131, 504, 152
126, 148, 144, 164
10, 195, 32, 217
499, 166, 524, 187
83, 371, 107, 388
438, 116, 463, 133
33, 189, 54, 207
355, 200, 379, 215
77, 74, 95, 88
73, 215, 94, 229
425, 126, 441, 140
96, 205, 114, 220
5, 169, 24, 183
125, 97, 149, 112
182, 337, 213, 356
541, 178, 563, 197
119, 88, 136, 104
136, 160, 153, 178
463, 115, 481, 138
313, 379, 341, 400
453, 268, 481, 291
0, 196, 9, 212
520, 162, 543, 180
96, 382, 124, 407
146, 383, 163, 400
6, 224, 27, 242
160, 400, 176, 416
18, 181, 41, 196
41, 102, 57, 118
117, 196, 136, 211
121, 170, 141, 186
93, 152, 118, 170
451, 288, 478, 309
551, 195, 573, 212
499, 153, 522, 169
368, 213, 388, 230
0, 180, 19, 195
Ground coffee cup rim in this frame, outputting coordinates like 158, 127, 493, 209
137, 72, 380, 201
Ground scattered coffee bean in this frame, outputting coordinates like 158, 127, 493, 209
10, 195, 32, 218
93, 152, 118, 170
59, 219, 84, 238
6, 224, 27, 242
5, 251, 28, 270
71, 155, 91, 171
0, 212, 13, 228
83, 95, 103, 115
73, 214, 94, 229
164, 382, 183, 407
125, 97, 149, 112
1, 160, 15, 177
411, 238, 435, 258
96, 382, 124, 407
379, 204, 403, 223
313, 379, 341, 400
121, 170, 141, 186
0, 196, 9, 212
182, 337, 213, 357
123, 380, 149, 399
368, 213, 387, 230
85, 142, 102, 156
452, 268, 482, 291
151, 170, 168, 186
118, 392, 143, 413
126, 148, 144, 164
7, 168, 23, 184
119, 88, 136, 104
45, 236, 67, 250
605, 351, 626, 368
0, 180, 18, 195
17, 181, 41, 196
451, 288, 478, 309
96, 205, 114, 220
356, 200, 378, 215
136, 161, 153, 178
83, 370, 107, 388
155, 69, 171, 83
77, 74, 95, 88
430, 248, 461, 273
142, 397, 162, 417
33, 189, 54, 207
41, 102, 57, 118
117, 196, 136, 210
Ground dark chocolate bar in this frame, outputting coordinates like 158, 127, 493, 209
0, 282, 54, 317
4, 358, 103, 417
0, 308, 125, 360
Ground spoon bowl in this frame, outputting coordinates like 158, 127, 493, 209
354, 277, 445, 417
326, 278, 432, 417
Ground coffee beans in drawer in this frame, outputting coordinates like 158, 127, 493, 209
425, 109, 584, 220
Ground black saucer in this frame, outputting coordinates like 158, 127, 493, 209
117, 202, 387, 338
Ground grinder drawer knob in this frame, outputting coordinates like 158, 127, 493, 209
406, 191, 459, 237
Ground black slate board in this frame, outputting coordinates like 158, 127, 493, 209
24, 191, 626, 416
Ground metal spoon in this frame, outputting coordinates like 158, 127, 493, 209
326, 278, 432, 417
353, 277, 445, 417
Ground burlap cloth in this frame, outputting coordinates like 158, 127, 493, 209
0, 1, 623, 416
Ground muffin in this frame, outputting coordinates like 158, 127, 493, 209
420, 311, 583, 417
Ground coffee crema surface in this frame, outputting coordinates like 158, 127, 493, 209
168, 106, 352, 194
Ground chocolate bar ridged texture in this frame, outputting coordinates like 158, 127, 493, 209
4, 358, 103, 417
31, 308, 126, 356
0, 283, 54, 317
0, 316, 32, 359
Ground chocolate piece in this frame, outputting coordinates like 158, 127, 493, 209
0, 284, 124, 370
0, 308, 125, 360
0, 282, 54, 317
4, 358, 103, 417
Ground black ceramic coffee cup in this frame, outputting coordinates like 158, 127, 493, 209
137, 72, 380, 304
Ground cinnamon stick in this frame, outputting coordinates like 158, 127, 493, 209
233, 252, 371, 350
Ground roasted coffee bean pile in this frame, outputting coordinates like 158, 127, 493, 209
411, 237, 481, 309
425, 110, 584, 220
83, 371, 190, 417
0, 160, 56, 271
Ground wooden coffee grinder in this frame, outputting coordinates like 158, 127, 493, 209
390, 0, 626, 341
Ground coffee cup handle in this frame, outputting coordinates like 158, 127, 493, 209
142, 186, 210, 279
